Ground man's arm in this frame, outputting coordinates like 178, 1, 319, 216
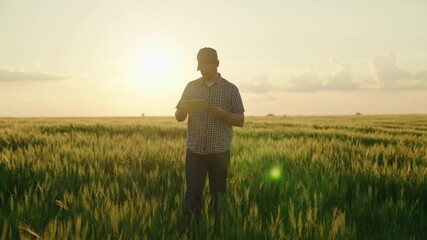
175, 108, 189, 122
175, 87, 190, 122
209, 106, 244, 127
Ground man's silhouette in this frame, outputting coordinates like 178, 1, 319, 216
175, 47, 245, 226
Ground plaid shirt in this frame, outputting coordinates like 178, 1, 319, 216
176, 74, 245, 154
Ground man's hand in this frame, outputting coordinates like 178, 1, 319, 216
175, 107, 190, 122
208, 106, 227, 118
209, 105, 244, 127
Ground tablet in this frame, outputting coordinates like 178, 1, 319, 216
179, 99, 209, 111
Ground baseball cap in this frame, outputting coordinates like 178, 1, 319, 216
197, 47, 218, 70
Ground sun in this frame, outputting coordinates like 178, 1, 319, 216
135, 46, 176, 90
141, 49, 172, 79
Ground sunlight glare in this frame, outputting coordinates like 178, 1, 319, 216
135, 45, 177, 90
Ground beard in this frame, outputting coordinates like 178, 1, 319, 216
201, 70, 216, 80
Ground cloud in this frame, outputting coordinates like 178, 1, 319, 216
240, 59, 359, 93
238, 56, 427, 93
284, 72, 323, 92
239, 76, 282, 94
284, 59, 359, 92
0, 67, 70, 81
371, 55, 427, 90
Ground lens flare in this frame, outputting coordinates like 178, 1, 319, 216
269, 167, 282, 181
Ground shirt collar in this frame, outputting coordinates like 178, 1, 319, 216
203, 73, 222, 87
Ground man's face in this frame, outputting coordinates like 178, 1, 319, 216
198, 61, 219, 79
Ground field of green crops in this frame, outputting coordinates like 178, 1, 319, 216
1, 115, 426, 239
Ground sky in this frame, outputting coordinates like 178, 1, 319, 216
1, 0, 426, 117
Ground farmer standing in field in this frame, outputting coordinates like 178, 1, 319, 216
175, 47, 245, 225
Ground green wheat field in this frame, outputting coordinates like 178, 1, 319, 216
1, 115, 426, 239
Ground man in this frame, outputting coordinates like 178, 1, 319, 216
175, 47, 245, 223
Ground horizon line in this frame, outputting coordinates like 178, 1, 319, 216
1, 113, 427, 119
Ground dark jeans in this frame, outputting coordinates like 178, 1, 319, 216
183, 149, 230, 215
